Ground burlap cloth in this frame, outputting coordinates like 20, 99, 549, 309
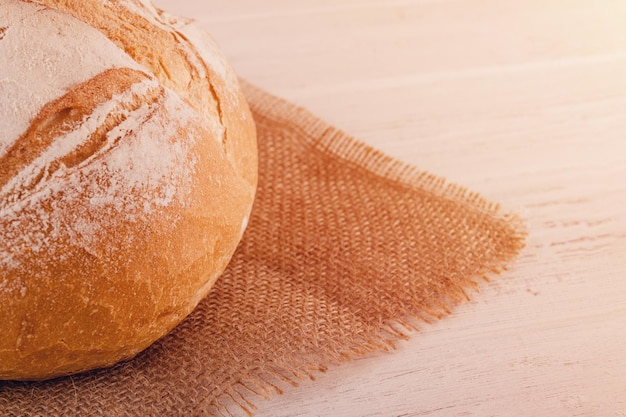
0, 81, 525, 416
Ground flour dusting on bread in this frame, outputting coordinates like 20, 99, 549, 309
0, 1, 140, 156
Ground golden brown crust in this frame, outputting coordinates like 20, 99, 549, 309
0, 0, 257, 380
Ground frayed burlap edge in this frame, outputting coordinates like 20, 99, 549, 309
203, 81, 528, 417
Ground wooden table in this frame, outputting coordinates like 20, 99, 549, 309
155, 1, 626, 415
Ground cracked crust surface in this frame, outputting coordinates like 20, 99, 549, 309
0, 0, 257, 380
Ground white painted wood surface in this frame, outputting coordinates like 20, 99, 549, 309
155, 1, 626, 415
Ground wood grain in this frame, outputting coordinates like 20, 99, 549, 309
155, 0, 626, 415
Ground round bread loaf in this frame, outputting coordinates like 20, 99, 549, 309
0, 0, 257, 380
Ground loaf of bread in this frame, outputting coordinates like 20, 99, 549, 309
0, 0, 257, 380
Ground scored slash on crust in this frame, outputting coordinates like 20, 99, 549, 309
0, 68, 163, 208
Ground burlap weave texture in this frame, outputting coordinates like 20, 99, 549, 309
0, 82, 525, 416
